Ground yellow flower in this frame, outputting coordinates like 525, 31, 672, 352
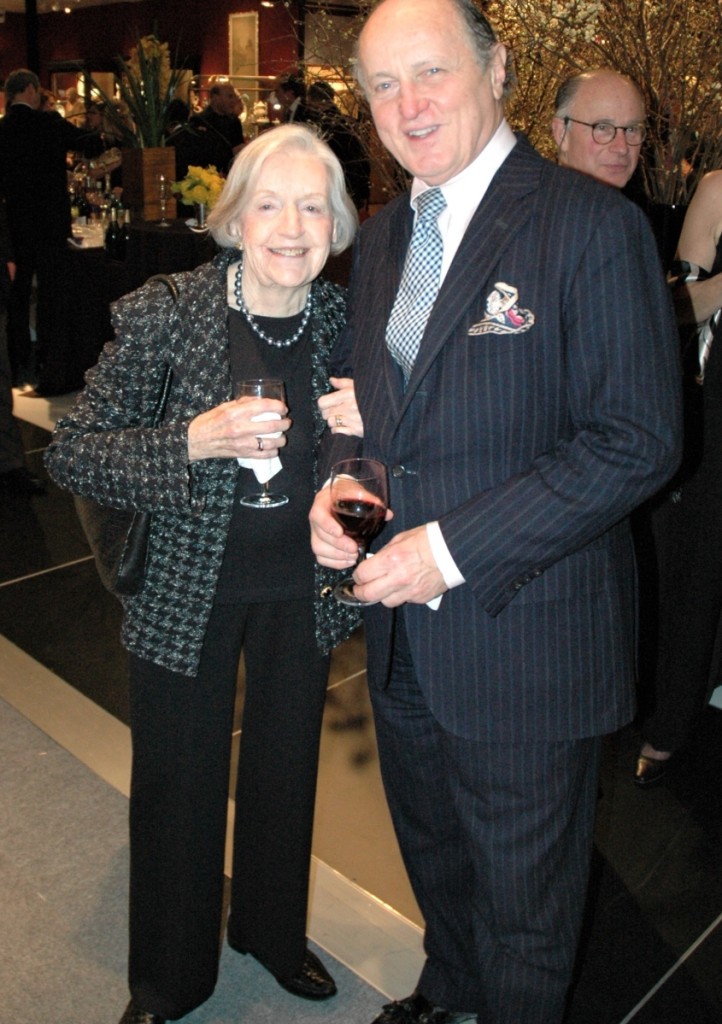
86, 33, 187, 149
172, 165, 226, 209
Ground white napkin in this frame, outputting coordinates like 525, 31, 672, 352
237, 412, 283, 484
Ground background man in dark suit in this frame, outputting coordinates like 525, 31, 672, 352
184, 80, 244, 176
310, 1, 682, 1022
0, 68, 97, 395
306, 81, 371, 213
0, 196, 45, 494
275, 74, 313, 124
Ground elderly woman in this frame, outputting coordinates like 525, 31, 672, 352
45, 124, 359, 1024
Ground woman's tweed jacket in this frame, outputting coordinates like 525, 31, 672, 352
44, 248, 359, 675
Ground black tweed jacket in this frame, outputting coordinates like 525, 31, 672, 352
45, 248, 358, 674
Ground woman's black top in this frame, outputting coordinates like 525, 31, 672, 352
214, 305, 316, 604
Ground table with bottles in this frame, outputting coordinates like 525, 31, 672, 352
65, 187, 216, 381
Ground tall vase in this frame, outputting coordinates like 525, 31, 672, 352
194, 202, 207, 228
121, 147, 177, 223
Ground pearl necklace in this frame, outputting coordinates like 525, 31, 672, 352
234, 260, 313, 349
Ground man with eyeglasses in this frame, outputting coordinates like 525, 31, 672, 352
552, 68, 646, 189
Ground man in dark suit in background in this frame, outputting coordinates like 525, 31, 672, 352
275, 74, 313, 124
0, 68, 97, 395
0, 196, 45, 494
185, 80, 244, 176
306, 81, 371, 213
310, 1, 681, 1022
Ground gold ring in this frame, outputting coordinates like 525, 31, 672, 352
335, 415, 344, 427
257, 438, 264, 451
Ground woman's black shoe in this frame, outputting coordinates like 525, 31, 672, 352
234, 944, 337, 999
634, 753, 672, 787
118, 1000, 166, 1023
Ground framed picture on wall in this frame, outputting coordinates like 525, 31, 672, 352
229, 12, 259, 80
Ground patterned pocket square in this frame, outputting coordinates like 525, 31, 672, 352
468, 280, 535, 336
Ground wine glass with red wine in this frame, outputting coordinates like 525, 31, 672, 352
330, 457, 389, 606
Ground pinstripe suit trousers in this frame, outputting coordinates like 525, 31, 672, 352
370, 613, 601, 1024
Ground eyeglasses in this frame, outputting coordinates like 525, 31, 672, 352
562, 116, 646, 146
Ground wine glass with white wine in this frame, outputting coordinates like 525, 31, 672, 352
236, 378, 289, 508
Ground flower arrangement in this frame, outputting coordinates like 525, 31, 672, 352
84, 32, 187, 149
171, 165, 226, 209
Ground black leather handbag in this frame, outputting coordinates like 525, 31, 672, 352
74, 274, 177, 597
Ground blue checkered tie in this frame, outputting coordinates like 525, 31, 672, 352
386, 187, 447, 382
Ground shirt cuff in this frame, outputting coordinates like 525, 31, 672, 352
426, 520, 465, 590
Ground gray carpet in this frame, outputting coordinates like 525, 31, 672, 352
0, 697, 384, 1024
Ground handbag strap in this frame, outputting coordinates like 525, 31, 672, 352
145, 273, 179, 426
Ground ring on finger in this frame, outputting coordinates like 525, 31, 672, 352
335, 415, 344, 427
257, 437, 264, 451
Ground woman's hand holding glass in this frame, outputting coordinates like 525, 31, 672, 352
186, 388, 290, 463
235, 379, 289, 507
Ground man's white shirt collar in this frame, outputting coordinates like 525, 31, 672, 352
410, 119, 517, 281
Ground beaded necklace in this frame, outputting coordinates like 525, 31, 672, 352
234, 260, 313, 348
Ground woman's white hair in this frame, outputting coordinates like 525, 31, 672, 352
207, 123, 358, 254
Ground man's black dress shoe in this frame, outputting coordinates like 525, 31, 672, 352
0, 466, 47, 495
234, 944, 337, 1000
370, 991, 477, 1023
634, 753, 672, 787
118, 1000, 166, 1024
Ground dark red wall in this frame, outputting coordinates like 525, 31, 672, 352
0, 1, 300, 85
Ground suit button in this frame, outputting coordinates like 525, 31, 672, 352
391, 464, 406, 478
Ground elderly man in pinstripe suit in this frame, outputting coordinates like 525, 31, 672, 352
311, 1, 681, 1021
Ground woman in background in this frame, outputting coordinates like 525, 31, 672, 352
636, 169, 722, 785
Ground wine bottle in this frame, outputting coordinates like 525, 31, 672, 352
117, 207, 131, 261
75, 188, 90, 226
105, 206, 121, 260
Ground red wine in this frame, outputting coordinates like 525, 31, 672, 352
332, 499, 385, 542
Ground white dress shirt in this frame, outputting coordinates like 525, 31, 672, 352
412, 121, 517, 597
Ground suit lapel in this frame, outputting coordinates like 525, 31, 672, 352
355, 196, 414, 420
399, 138, 544, 416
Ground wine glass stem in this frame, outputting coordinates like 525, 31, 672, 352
354, 542, 367, 570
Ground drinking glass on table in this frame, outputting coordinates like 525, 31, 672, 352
330, 457, 389, 606
236, 378, 289, 508
157, 172, 170, 227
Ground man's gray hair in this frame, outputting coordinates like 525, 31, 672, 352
4, 68, 40, 104
207, 123, 358, 254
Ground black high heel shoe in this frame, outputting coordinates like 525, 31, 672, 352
231, 943, 337, 1000
634, 751, 673, 787
118, 1000, 165, 1024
